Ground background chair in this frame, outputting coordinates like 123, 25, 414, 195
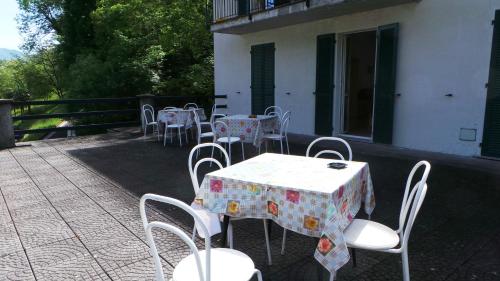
184, 103, 199, 109
188, 144, 273, 265
142, 105, 159, 140
213, 121, 244, 162
140, 194, 263, 281
343, 161, 431, 281
264, 105, 283, 119
163, 111, 187, 147
193, 111, 215, 158
261, 111, 291, 154
306, 137, 353, 161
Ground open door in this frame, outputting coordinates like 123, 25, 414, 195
315, 34, 336, 135
482, 11, 500, 158
373, 23, 399, 144
251, 43, 275, 115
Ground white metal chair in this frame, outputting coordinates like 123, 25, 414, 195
188, 143, 273, 266
193, 112, 215, 158
163, 111, 188, 147
306, 137, 353, 161
261, 111, 291, 154
184, 103, 199, 109
342, 161, 431, 281
213, 121, 244, 162
140, 194, 263, 281
142, 105, 159, 140
264, 105, 283, 119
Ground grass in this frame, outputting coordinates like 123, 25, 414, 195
13, 103, 67, 142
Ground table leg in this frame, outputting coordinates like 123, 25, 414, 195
221, 215, 230, 247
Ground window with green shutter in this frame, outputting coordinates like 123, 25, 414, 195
315, 34, 336, 136
251, 43, 275, 115
482, 11, 500, 158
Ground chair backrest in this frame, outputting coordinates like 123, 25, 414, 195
140, 194, 210, 281
184, 103, 198, 109
306, 137, 353, 161
213, 120, 231, 139
279, 111, 291, 137
398, 161, 431, 250
143, 108, 155, 124
188, 143, 230, 193
264, 106, 283, 119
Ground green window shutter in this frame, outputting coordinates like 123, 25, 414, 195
238, 0, 249, 16
373, 23, 399, 144
315, 34, 336, 136
482, 11, 500, 157
251, 43, 275, 115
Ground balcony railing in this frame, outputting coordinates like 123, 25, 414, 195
212, 0, 306, 24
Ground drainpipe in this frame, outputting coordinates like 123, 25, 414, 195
0, 99, 15, 149
136, 94, 156, 133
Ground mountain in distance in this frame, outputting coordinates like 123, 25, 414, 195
0, 48, 23, 61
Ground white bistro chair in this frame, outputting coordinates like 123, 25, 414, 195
281, 136, 353, 256
343, 161, 431, 281
261, 111, 291, 154
264, 105, 283, 119
306, 137, 353, 161
140, 194, 263, 281
184, 103, 199, 109
142, 105, 159, 140
163, 111, 188, 147
188, 143, 273, 266
213, 121, 244, 162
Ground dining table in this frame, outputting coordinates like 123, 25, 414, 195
156, 107, 206, 133
193, 153, 376, 277
213, 114, 279, 148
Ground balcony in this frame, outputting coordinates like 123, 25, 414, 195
211, 0, 419, 34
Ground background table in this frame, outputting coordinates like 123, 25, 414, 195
157, 108, 206, 133
194, 153, 375, 275
214, 114, 279, 147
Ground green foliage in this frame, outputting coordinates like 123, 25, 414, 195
15, 0, 214, 100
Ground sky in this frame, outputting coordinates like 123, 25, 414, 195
0, 0, 22, 51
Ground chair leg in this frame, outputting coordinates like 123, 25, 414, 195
402, 249, 410, 281
228, 143, 232, 163
170, 127, 173, 144
191, 226, 197, 242
351, 248, 357, 267
228, 222, 234, 248
241, 142, 245, 160
286, 135, 290, 154
280, 139, 283, 154
178, 127, 182, 147
281, 228, 287, 255
262, 219, 272, 266
210, 145, 215, 167
163, 125, 167, 147
144, 125, 147, 138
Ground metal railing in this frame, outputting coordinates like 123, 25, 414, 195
11, 95, 227, 138
211, 0, 306, 23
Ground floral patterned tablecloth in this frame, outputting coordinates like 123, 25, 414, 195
157, 108, 206, 133
214, 115, 279, 147
194, 153, 375, 275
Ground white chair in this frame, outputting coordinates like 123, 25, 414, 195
184, 103, 199, 109
142, 105, 159, 140
213, 121, 244, 162
188, 143, 273, 266
140, 194, 263, 281
264, 105, 283, 119
343, 161, 431, 281
163, 111, 188, 147
306, 137, 353, 161
193, 112, 215, 158
261, 111, 291, 154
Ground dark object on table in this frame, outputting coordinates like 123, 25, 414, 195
248, 114, 257, 118
327, 162, 347, 169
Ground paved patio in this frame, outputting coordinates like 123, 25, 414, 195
1, 129, 499, 281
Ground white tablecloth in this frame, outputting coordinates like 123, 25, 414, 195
194, 153, 375, 275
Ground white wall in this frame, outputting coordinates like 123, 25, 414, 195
214, 0, 500, 156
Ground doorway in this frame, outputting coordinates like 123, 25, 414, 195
343, 31, 377, 138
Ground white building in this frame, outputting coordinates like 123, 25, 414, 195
212, 0, 500, 157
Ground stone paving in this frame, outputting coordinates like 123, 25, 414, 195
1, 130, 500, 281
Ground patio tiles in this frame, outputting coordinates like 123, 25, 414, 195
1, 131, 499, 280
